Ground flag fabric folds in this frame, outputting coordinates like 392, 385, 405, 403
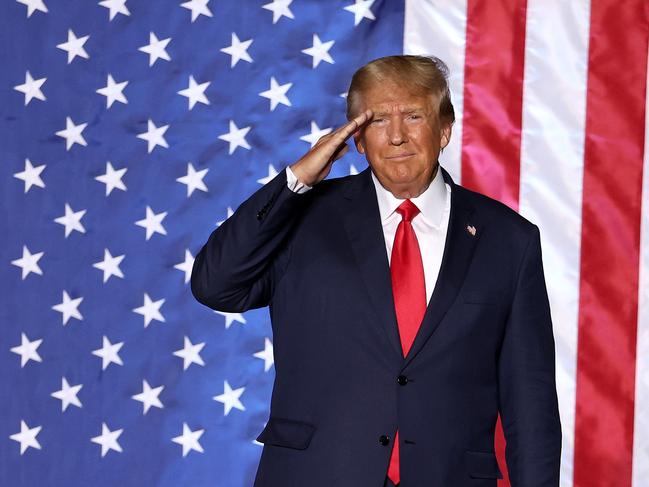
1, 1, 648, 486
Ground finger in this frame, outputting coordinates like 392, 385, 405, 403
346, 109, 373, 133
331, 143, 350, 163
332, 109, 373, 142
329, 109, 372, 137
311, 109, 372, 156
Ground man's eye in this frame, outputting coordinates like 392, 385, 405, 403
408, 114, 421, 120
371, 118, 384, 124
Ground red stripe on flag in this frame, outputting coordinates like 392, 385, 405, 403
573, 1, 648, 486
460, 0, 528, 212
460, 1, 529, 485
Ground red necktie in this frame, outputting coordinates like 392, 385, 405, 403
387, 199, 427, 485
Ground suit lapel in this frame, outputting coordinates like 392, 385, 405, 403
340, 167, 404, 359
339, 165, 481, 365
403, 167, 480, 368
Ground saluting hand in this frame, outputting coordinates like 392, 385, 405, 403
290, 109, 373, 187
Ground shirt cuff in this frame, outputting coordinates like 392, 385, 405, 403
285, 166, 313, 194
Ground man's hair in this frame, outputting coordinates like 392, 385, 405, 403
346, 55, 455, 127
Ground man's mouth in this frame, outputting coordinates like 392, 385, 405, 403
385, 153, 415, 160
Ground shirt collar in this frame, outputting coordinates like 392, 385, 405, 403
370, 164, 449, 229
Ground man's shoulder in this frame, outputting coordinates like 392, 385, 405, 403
453, 182, 538, 240
315, 171, 357, 190
305, 170, 358, 199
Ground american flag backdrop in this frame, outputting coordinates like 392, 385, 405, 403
1, 0, 647, 486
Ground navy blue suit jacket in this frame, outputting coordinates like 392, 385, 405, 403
191, 165, 562, 486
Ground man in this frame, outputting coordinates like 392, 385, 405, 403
191, 55, 562, 486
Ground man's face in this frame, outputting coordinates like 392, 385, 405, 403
354, 82, 451, 198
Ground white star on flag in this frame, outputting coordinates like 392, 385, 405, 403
56, 117, 88, 151
135, 206, 167, 240
98, 0, 130, 20
16, 0, 48, 17
14, 71, 46, 105
93, 249, 125, 283
96, 74, 128, 108
174, 249, 195, 284
133, 293, 165, 328
51, 377, 83, 412
257, 164, 279, 185
54, 203, 86, 237
180, 0, 212, 22
173, 336, 206, 370
300, 121, 332, 147
214, 310, 246, 329
302, 34, 334, 68
11, 245, 44, 280
10, 333, 43, 368
52, 290, 84, 326
9, 421, 42, 455
136, 119, 169, 153
14, 158, 46, 193
343, 0, 376, 26
216, 206, 234, 227
92, 336, 124, 370
220, 33, 253, 67
213, 380, 246, 416
132, 380, 164, 414
138, 32, 171, 66
95, 161, 127, 196
262, 0, 294, 23
56, 29, 90, 64
177, 75, 210, 109
91, 423, 123, 457
177, 163, 208, 197
172, 423, 204, 457
218, 120, 251, 154
259, 76, 292, 111
253, 337, 274, 372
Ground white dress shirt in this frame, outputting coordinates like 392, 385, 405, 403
285, 165, 451, 305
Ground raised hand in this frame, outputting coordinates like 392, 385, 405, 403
290, 109, 373, 187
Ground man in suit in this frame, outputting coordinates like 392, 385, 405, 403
191, 55, 562, 486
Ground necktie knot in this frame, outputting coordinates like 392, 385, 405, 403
396, 199, 420, 223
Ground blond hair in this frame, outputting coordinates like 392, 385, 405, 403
346, 55, 455, 126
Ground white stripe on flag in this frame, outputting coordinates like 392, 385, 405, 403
632, 48, 649, 487
517, 1, 591, 485
403, 0, 467, 182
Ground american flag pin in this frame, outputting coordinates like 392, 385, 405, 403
466, 225, 477, 237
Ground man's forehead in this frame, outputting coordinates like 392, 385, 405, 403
361, 84, 434, 110
372, 103, 427, 115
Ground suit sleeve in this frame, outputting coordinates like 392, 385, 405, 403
498, 225, 562, 486
190, 166, 311, 312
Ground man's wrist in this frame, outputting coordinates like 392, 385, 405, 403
286, 165, 313, 194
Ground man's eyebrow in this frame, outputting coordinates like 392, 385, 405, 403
401, 107, 425, 113
372, 107, 425, 117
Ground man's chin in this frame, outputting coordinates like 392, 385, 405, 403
379, 176, 427, 197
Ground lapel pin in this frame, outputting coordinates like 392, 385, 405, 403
466, 225, 476, 237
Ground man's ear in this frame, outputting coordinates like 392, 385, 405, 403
440, 123, 452, 149
354, 131, 366, 154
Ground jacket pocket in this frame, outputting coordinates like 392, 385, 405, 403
256, 417, 316, 450
465, 450, 503, 479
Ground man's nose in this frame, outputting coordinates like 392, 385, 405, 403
388, 119, 408, 145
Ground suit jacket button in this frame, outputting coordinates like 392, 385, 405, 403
379, 435, 390, 446
397, 375, 408, 385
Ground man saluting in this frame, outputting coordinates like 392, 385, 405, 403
191, 55, 562, 487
